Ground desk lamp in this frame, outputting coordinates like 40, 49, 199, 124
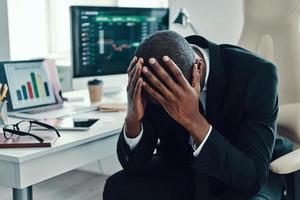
173, 8, 199, 34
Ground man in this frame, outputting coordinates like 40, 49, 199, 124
103, 31, 290, 199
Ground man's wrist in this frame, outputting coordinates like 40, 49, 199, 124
185, 113, 210, 145
124, 117, 142, 138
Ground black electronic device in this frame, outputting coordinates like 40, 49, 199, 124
40, 117, 99, 131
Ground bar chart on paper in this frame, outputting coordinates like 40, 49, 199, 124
4, 62, 56, 109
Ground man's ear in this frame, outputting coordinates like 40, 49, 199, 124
195, 58, 202, 71
194, 58, 206, 91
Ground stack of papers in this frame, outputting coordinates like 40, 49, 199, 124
98, 103, 127, 112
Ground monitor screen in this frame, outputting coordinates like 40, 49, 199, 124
71, 6, 169, 78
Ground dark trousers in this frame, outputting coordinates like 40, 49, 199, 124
103, 157, 283, 200
104, 155, 194, 200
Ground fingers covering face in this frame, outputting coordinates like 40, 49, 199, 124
142, 66, 174, 99
127, 56, 137, 74
192, 63, 201, 92
127, 57, 143, 92
133, 78, 143, 100
142, 81, 166, 104
129, 63, 142, 94
147, 58, 177, 92
162, 56, 189, 87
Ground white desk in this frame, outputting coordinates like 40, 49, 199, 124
0, 90, 127, 200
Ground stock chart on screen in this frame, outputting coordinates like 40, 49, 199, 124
71, 6, 169, 78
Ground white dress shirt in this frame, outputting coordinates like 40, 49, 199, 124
124, 45, 212, 157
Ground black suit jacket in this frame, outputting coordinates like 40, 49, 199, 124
117, 36, 291, 199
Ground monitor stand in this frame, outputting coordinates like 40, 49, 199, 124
103, 86, 122, 96
72, 74, 127, 93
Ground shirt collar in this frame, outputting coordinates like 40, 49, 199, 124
190, 44, 210, 92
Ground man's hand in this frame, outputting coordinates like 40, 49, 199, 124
142, 56, 210, 144
125, 57, 147, 138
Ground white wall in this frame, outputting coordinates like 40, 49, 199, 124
7, 0, 49, 60
0, 0, 10, 60
170, 0, 244, 45
48, 0, 118, 58
117, 0, 167, 8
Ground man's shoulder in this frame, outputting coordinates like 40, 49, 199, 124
220, 44, 265, 63
219, 44, 277, 75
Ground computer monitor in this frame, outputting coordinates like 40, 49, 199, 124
70, 6, 169, 91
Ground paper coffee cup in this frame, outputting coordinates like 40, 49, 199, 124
88, 79, 103, 103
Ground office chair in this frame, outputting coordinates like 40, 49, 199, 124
238, 0, 300, 199
271, 104, 300, 200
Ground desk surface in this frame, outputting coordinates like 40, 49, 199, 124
0, 89, 127, 163
0, 111, 126, 163
0, 90, 127, 189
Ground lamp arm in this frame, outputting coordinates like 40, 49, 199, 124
188, 22, 199, 35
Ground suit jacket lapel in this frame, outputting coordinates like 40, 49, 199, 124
185, 35, 226, 127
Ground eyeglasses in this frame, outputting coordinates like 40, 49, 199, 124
3, 120, 60, 143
